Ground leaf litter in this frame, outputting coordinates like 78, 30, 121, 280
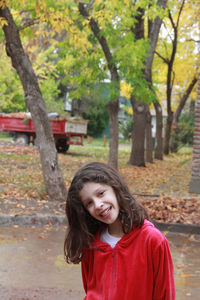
0, 144, 199, 225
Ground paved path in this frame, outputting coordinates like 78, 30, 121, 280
0, 225, 199, 300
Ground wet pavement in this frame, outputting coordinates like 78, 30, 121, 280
0, 225, 199, 300
0, 225, 84, 300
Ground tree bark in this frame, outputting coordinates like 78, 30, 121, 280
129, 8, 146, 166
0, 6, 67, 201
154, 101, 163, 160
106, 100, 119, 169
164, 112, 173, 155
129, 97, 147, 166
146, 109, 153, 163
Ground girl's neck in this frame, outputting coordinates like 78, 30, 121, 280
108, 219, 124, 238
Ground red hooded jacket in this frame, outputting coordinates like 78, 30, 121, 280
81, 220, 175, 300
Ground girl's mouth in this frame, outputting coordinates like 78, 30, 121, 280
101, 206, 111, 217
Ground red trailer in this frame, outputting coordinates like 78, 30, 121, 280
0, 112, 88, 153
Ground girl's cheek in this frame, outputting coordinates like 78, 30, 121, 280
88, 208, 94, 216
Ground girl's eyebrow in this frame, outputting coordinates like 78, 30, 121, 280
81, 186, 106, 203
95, 186, 106, 194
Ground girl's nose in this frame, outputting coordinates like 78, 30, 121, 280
94, 199, 103, 210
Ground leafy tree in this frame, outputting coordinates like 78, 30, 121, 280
0, 44, 25, 112
0, 22, 64, 114
52, 0, 151, 169
0, 1, 67, 201
54, 0, 167, 168
154, 0, 199, 155
17, 0, 167, 169
3, 0, 196, 172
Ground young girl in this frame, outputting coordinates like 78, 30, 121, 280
64, 162, 175, 300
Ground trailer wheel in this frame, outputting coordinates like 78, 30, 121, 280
56, 139, 70, 153
15, 134, 29, 145
33, 137, 38, 148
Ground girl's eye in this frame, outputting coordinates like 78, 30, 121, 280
86, 201, 92, 208
99, 191, 105, 197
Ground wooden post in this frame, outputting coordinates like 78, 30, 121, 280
189, 72, 200, 194
103, 135, 106, 147
87, 136, 93, 143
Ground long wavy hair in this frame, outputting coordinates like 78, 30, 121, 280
64, 161, 148, 264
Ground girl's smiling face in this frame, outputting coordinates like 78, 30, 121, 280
80, 182, 122, 236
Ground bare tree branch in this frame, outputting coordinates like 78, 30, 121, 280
174, 75, 198, 122
19, 17, 40, 30
155, 51, 169, 64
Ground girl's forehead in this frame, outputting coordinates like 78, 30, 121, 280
81, 181, 107, 190
80, 182, 109, 195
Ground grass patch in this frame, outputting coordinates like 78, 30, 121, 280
173, 146, 193, 156
177, 158, 191, 168
0, 152, 38, 161
0, 132, 12, 140
84, 136, 131, 147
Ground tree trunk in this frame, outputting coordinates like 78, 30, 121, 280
145, 109, 153, 163
0, 6, 67, 201
129, 0, 167, 166
129, 98, 146, 166
154, 101, 163, 160
189, 72, 200, 193
164, 112, 173, 155
106, 100, 119, 169
78, 2, 120, 169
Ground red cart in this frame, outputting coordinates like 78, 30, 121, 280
0, 112, 88, 153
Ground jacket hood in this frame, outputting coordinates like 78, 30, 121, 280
89, 220, 154, 251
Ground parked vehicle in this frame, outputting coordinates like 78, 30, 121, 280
0, 112, 88, 153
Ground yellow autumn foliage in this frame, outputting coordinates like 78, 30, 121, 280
0, 0, 8, 9
124, 106, 133, 115
120, 81, 133, 99
0, 16, 7, 26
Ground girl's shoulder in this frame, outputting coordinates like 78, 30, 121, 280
139, 220, 169, 246
121, 220, 168, 246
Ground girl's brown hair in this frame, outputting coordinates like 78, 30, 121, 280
64, 162, 148, 264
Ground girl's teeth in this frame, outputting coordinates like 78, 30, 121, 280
101, 207, 110, 216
